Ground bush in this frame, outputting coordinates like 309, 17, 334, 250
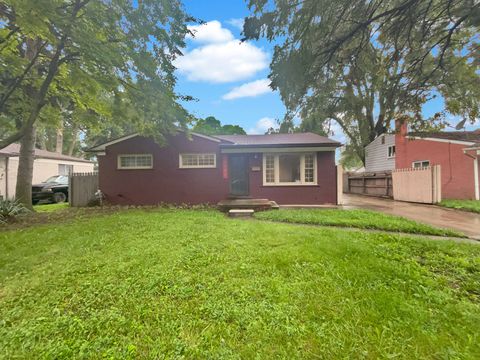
0, 199, 29, 223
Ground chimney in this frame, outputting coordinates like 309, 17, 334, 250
395, 117, 408, 138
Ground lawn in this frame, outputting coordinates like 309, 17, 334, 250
33, 202, 69, 213
255, 208, 464, 237
439, 199, 480, 214
1, 209, 479, 358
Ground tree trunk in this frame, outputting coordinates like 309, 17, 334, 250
67, 126, 79, 156
15, 124, 36, 209
56, 122, 63, 154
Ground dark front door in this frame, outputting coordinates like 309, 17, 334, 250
229, 155, 249, 196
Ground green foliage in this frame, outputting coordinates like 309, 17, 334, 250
255, 209, 464, 237
33, 203, 69, 213
244, 0, 480, 162
0, 0, 194, 148
192, 116, 246, 135
0, 198, 29, 222
439, 200, 480, 214
1, 209, 479, 357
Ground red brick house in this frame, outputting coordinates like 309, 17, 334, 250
88, 132, 342, 206
395, 122, 480, 200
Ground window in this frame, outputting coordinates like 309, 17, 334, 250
179, 153, 216, 168
263, 153, 317, 185
412, 160, 430, 169
117, 154, 153, 169
58, 164, 73, 175
387, 145, 396, 158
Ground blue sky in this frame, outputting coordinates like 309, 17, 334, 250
175, 0, 476, 139
175, 0, 285, 135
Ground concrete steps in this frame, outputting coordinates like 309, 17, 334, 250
217, 198, 279, 212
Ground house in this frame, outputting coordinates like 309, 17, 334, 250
364, 134, 396, 172
363, 121, 480, 200
87, 132, 342, 206
0, 144, 95, 200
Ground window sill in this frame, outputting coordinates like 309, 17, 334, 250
262, 183, 318, 187
117, 167, 153, 170
179, 166, 217, 169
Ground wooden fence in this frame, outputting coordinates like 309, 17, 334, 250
392, 165, 441, 204
344, 171, 393, 198
69, 172, 99, 207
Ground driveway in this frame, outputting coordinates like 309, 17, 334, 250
343, 194, 480, 240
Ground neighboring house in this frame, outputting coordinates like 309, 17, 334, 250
0, 144, 95, 200
364, 134, 396, 172
364, 122, 480, 200
87, 132, 342, 205
395, 122, 480, 200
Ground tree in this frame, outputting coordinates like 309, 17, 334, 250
192, 116, 246, 135
0, 0, 193, 207
244, 0, 480, 163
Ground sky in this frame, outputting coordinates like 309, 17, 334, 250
174, 0, 285, 135
174, 0, 477, 141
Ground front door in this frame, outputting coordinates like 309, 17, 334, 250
229, 155, 249, 196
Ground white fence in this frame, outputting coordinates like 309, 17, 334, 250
69, 172, 99, 207
392, 165, 441, 204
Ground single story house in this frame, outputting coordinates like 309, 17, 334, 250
0, 144, 95, 200
363, 122, 480, 200
87, 132, 342, 206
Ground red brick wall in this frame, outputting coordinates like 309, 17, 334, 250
395, 133, 476, 199
98, 135, 338, 205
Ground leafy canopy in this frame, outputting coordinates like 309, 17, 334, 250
244, 0, 480, 162
192, 116, 246, 135
0, 0, 194, 148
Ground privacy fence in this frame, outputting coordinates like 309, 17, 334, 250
392, 165, 441, 204
343, 171, 393, 198
69, 172, 99, 207
344, 165, 442, 204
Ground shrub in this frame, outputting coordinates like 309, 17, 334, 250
0, 199, 29, 223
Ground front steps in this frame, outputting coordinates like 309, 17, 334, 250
217, 198, 279, 212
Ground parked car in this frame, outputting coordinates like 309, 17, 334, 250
32, 175, 69, 204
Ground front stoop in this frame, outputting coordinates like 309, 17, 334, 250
228, 209, 254, 218
218, 198, 279, 212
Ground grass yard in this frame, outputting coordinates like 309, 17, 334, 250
255, 208, 464, 237
33, 202, 69, 213
1, 209, 479, 358
439, 199, 480, 214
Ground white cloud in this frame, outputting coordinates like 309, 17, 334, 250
222, 79, 271, 100
175, 21, 269, 83
187, 20, 234, 44
226, 18, 245, 30
248, 117, 278, 134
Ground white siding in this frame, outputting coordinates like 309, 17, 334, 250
364, 134, 396, 172
1, 157, 94, 199
0, 157, 6, 199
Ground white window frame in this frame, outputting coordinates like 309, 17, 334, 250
179, 153, 216, 169
387, 145, 396, 158
262, 153, 317, 186
117, 154, 153, 170
412, 160, 430, 169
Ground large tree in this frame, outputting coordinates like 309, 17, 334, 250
0, 0, 193, 207
244, 0, 480, 162
192, 116, 246, 135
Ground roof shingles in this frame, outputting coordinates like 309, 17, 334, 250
0, 144, 93, 163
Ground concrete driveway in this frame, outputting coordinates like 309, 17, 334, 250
343, 194, 480, 240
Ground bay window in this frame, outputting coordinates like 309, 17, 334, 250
263, 153, 317, 185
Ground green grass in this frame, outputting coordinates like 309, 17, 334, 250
1, 209, 479, 358
255, 209, 464, 237
33, 202, 69, 213
439, 199, 480, 214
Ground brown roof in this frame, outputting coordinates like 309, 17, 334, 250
0, 144, 93, 163
215, 132, 341, 147
408, 129, 480, 143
